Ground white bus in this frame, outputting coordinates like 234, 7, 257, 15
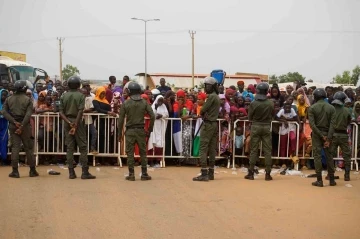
0, 56, 47, 89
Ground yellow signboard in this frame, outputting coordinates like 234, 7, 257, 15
0, 51, 26, 62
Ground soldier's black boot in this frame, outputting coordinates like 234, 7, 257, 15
29, 167, 39, 177
68, 168, 77, 179
329, 174, 337, 186
81, 167, 96, 179
244, 169, 254, 180
265, 169, 273, 181
193, 168, 209, 181
141, 167, 152, 181
344, 166, 350, 181
126, 168, 135, 181
311, 173, 323, 187
9, 167, 20, 178
208, 168, 215, 180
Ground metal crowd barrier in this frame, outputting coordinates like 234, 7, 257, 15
119, 118, 167, 167
128, 118, 230, 167
5, 113, 360, 171
296, 122, 359, 172
34, 113, 121, 167
232, 119, 300, 170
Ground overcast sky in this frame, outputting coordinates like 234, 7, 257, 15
0, 0, 359, 83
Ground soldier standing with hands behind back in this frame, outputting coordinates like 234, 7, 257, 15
118, 82, 155, 181
330, 91, 352, 182
244, 83, 274, 181
59, 76, 96, 180
2, 80, 39, 178
308, 88, 335, 187
193, 77, 220, 182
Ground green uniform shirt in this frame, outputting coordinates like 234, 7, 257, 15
59, 90, 85, 118
118, 98, 155, 133
333, 105, 351, 131
308, 99, 335, 139
200, 92, 220, 121
1, 93, 33, 125
248, 99, 274, 123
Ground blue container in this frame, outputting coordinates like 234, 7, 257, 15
210, 69, 226, 85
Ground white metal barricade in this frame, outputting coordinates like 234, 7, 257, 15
232, 119, 300, 170
34, 113, 121, 167
4, 113, 359, 172
296, 122, 359, 172
150, 118, 229, 167
119, 118, 167, 167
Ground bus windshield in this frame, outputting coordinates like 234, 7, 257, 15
11, 65, 35, 83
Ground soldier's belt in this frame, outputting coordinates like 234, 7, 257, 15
126, 125, 144, 130
317, 127, 329, 132
334, 130, 347, 134
12, 115, 24, 122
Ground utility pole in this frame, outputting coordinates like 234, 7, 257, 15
189, 30, 196, 88
57, 37, 65, 81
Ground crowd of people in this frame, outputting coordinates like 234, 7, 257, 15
0, 75, 359, 176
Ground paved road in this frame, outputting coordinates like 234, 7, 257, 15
1, 166, 359, 239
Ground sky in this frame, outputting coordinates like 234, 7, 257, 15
0, 0, 359, 83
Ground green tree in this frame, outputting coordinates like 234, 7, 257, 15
268, 72, 306, 85
333, 65, 360, 85
268, 74, 278, 85
278, 72, 306, 84
62, 64, 80, 81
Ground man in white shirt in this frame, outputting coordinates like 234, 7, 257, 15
276, 102, 299, 159
81, 87, 97, 154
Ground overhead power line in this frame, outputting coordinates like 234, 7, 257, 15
1, 29, 359, 46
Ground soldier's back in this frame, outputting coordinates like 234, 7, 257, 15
309, 100, 335, 126
60, 90, 85, 118
6, 94, 31, 116
123, 99, 148, 126
249, 99, 273, 123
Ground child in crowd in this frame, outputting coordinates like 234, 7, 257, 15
276, 102, 299, 167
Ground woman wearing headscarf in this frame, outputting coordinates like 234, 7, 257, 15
144, 90, 153, 103
242, 84, 255, 101
297, 88, 310, 106
173, 90, 193, 165
225, 88, 235, 105
219, 94, 230, 120
163, 90, 176, 158
93, 87, 117, 160
35, 90, 47, 109
148, 95, 169, 166
270, 85, 285, 107
0, 89, 8, 165
296, 94, 309, 122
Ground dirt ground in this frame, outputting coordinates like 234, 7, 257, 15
0, 166, 359, 239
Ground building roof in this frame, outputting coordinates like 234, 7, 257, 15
142, 72, 268, 89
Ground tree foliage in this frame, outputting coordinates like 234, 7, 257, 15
332, 65, 360, 86
268, 72, 306, 85
62, 64, 80, 81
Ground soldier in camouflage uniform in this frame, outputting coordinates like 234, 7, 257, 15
2, 80, 39, 178
308, 88, 335, 187
193, 77, 221, 182
244, 83, 274, 181
330, 91, 351, 181
59, 76, 96, 180
118, 82, 155, 181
